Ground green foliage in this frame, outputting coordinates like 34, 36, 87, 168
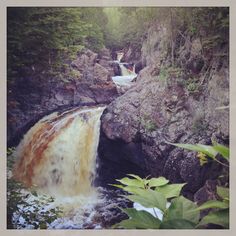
7, 175, 63, 229
144, 121, 158, 132
157, 66, 183, 82
183, 77, 201, 94
112, 175, 199, 229
198, 186, 229, 228
7, 7, 106, 79
217, 186, 229, 200
167, 141, 229, 167
198, 209, 229, 229
197, 185, 229, 229
155, 183, 186, 199
114, 208, 161, 229
196, 200, 228, 211
187, 82, 198, 92
211, 140, 229, 161
163, 196, 200, 226
158, 68, 169, 81
126, 189, 167, 212
112, 174, 229, 229
7, 147, 15, 155
139, 115, 158, 132
7, 148, 62, 229
8, 7, 228, 80
196, 152, 208, 166
104, 7, 228, 69
149, 177, 169, 187
164, 141, 229, 228
160, 219, 196, 229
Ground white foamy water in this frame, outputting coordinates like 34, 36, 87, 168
133, 202, 171, 221
112, 75, 137, 86
11, 106, 111, 229
112, 52, 137, 90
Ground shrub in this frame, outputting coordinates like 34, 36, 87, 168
111, 175, 229, 229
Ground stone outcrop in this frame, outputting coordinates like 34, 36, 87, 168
98, 24, 229, 197
8, 48, 118, 146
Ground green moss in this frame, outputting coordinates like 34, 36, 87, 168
157, 66, 183, 81
145, 121, 158, 132
140, 115, 158, 132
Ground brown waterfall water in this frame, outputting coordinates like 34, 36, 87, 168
10, 105, 130, 229
13, 106, 105, 197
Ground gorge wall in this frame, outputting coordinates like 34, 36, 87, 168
7, 48, 118, 146
98, 23, 229, 199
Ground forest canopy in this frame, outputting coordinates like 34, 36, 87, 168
7, 7, 229, 79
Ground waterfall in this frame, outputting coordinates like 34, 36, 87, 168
120, 64, 134, 76
112, 52, 137, 89
117, 52, 124, 62
13, 106, 105, 197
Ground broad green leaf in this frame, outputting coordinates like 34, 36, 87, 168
216, 186, 229, 200
148, 177, 169, 187
144, 179, 150, 186
155, 183, 186, 199
165, 196, 200, 224
125, 189, 167, 212
196, 144, 218, 158
167, 142, 217, 159
212, 141, 229, 160
223, 198, 229, 204
116, 177, 144, 188
127, 174, 143, 181
123, 186, 147, 195
109, 184, 124, 189
113, 208, 161, 229
197, 209, 229, 228
196, 200, 229, 211
160, 219, 196, 229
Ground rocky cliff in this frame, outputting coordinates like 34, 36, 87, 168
7, 48, 118, 146
99, 24, 229, 198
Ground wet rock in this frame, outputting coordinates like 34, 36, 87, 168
186, 56, 205, 74
7, 48, 118, 146
99, 24, 229, 196
194, 180, 218, 204
93, 63, 110, 82
134, 60, 144, 74
193, 180, 219, 219
112, 62, 121, 76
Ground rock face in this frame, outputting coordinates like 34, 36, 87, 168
98, 24, 229, 197
7, 48, 118, 146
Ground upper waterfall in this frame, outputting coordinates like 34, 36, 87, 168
111, 52, 137, 90
13, 106, 105, 197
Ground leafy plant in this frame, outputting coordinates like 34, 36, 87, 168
196, 186, 229, 228
165, 141, 229, 228
166, 140, 229, 167
7, 7, 106, 79
111, 175, 200, 229
140, 116, 158, 132
111, 174, 229, 229
158, 66, 183, 82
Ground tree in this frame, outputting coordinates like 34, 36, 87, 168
7, 7, 107, 79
